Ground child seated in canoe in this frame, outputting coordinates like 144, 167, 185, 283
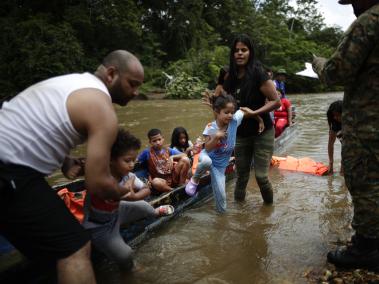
170, 126, 194, 157
185, 94, 264, 213
138, 128, 190, 192
274, 89, 292, 138
82, 128, 174, 270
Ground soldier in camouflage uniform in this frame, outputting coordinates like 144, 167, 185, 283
312, 0, 379, 270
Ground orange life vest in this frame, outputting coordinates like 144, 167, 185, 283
57, 188, 86, 223
271, 155, 328, 176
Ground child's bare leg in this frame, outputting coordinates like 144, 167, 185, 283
151, 178, 172, 192
174, 157, 191, 185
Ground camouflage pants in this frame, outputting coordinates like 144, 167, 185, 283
234, 127, 274, 199
342, 134, 379, 238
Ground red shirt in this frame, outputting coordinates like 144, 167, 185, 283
274, 98, 291, 119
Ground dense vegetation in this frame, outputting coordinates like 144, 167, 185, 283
0, 0, 345, 99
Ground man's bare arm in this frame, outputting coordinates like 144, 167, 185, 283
67, 88, 130, 200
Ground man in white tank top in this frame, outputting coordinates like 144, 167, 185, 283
0, 50, 144, 284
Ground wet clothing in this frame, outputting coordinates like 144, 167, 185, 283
0, 162, 90, 261
0, 72, 109, 261
313, 4, 379, 238
0, 73, 108, 175
192, 152, 228, 212
234, 127, 275, 201
84, 200, 156, 270
223, 65, 275, 201
193, 110, 244, 212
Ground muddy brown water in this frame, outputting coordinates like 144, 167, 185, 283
51, 92, 351, 284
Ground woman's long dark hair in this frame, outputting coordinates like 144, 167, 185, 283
170, 127, 189, 150
327, 100, 342, 128
225, 34, 263, 94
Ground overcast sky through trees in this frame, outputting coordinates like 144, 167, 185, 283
290, 0, 356, 31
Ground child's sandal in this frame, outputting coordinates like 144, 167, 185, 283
157, 205, 175, 216
185, 179, 198, 196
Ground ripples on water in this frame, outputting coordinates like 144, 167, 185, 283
56, 92, 353, 284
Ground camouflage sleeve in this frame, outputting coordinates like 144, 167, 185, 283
312, 10, 379, 86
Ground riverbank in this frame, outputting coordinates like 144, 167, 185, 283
306, 258, 379, 283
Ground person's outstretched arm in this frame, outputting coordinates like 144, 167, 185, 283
239, 107, 265, 133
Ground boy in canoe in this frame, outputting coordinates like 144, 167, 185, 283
137, 128, 190, 192
82, 128, 174, 270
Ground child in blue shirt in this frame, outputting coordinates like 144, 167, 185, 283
185, 94, 264, 213
138, 128, 190, 192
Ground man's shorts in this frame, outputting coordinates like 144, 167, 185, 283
0, 162, 90, 261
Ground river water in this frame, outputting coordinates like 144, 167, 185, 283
55, 92, 352, 284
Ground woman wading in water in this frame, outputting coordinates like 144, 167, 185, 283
212, 34, 280, 203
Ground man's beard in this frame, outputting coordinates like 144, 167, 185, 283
109, 80, 130, 106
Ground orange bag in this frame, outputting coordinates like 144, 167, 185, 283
57, 188, 86, 223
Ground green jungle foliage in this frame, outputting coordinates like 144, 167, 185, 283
0, 0, 345, 98
165, 72, 206, 99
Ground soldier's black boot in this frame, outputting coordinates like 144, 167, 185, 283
327, 234, 379, 270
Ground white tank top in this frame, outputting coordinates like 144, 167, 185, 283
0, 73, 110, 175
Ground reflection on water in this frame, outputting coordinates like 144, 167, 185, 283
58, 92, 353, 283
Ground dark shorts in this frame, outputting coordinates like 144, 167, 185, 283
0, 162, 90, 261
